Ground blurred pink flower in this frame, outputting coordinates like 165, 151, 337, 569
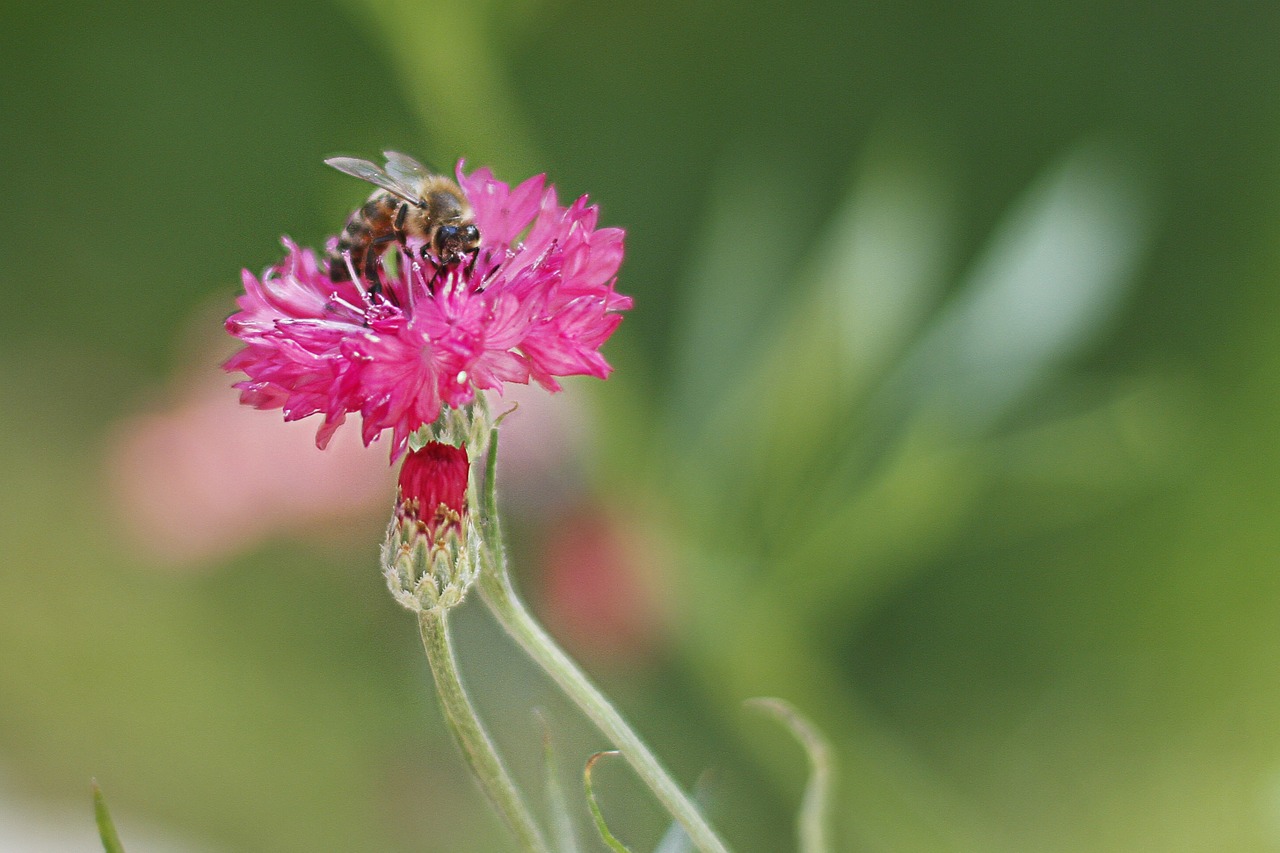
225, 163, 631, 460
539, 508, 670, 668
490, 381, 594, 519
105, 360, 393, 568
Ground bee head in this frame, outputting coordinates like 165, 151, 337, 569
433, 224, 481, 265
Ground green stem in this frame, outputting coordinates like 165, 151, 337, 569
476, 432, 732, 853
417, 608, 551, 853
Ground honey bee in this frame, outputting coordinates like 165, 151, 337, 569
324, 151, 480, 291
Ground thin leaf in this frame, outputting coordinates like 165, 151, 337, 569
535, 710, 581, 853
747, 698, 835, 853
653, 821, 694, 853
91, 779, 126, 853
884, 139, 1152, 436
818, 127, 953, 387
653, 771, 716, 853
584, 751, 634, 853
668, 144, 813, 438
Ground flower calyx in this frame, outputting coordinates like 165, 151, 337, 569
381, 441, 480, 612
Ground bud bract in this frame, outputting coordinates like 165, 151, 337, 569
381, 441, 480, 612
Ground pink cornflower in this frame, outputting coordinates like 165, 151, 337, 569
224, 163, 631, 460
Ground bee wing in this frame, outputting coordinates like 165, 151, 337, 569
383, 150, 437, 186
324, 156, 424, 205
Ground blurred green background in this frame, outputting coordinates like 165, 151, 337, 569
3, 0, 1280, 850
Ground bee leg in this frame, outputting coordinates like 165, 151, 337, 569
366, 233, 399, 300
418, 245, 441, 294
479, 253, 502, 289
362, 249, 382, 298
392, 202, 422, 262
463, 248, 486, 290
392, 207, 412, 262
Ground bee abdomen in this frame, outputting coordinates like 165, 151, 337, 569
326, 192, 400, 282
328, 223, 370, 281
